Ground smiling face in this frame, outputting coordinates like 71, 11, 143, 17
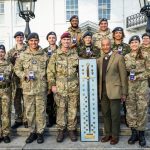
83, 36, 92, 45
99, 21, 108, 31
70, 18, 79, 28
28, 38, 39, 50
101, 38, 111, 54
0, 50, 5, 60
142, 36, 150, 46
47, 35, 57, 45
15, 36, 24, 44
113, 31, 124, 40
61, 37, 71, 49
130, 40, 140, 52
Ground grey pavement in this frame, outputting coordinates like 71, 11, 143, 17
0, 135, 150, 150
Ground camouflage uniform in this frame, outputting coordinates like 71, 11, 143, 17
124, 51, 150, 130
47, 48, 79, 131
14, 47, 48, 134
67, 27, 82, 48
7, 44, 27, 123
93, 28, 112, 50
112, 42, 130, 56
78, 44, 100, 58
0, 60, 12, 137
43, 45, 58, 126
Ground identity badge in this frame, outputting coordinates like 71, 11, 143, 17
0, 73, 4, 81
130, 70, 135, 81
47, 49, 52, 56
29, 71, 35, 80
118, 46, 123, 55
72, 37, 77, 44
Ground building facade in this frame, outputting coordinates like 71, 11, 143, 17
0, 0, 147, 50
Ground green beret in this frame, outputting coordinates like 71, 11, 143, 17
112, 27, 123, 33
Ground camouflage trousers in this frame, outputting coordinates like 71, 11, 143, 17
24, 93, 46, 134
55, 93, 78, 131
0, 88, 11, 137
126, 80, 149, 131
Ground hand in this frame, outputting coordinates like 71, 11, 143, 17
52, 86, 57, 93
121, 95, 126, 103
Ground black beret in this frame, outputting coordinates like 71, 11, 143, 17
0, 44, 5, 52
70, 15, 78, 22
27, 32, 39, 41
112, 27, 123, 33
82, 31, 92, 38
14, 31, 24, 38
142, 32, 150, 38
128, 35, 140, 44
99, 18, 108, 25
46, 32, 56, 40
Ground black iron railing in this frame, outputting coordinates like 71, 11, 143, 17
126, 13, 147, 28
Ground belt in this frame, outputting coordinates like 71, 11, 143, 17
0, 83, 11, 89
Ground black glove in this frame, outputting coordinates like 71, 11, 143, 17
148, 78, 150, 88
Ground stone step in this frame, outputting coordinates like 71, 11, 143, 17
11, 123, 150, 137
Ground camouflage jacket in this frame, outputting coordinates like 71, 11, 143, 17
124, 51, 150, 81
47, 48, 79, 96
93, 28, 113, 49
140, 44, 150, 54
0, 59, 13, 93
67, 26, 82, 47
14, 47, 48, 95
7, 43, 27, 66
112, 42, 130, 56
43, 45, 58, 59
78, 44, 100, 58
0, 59, 13, 85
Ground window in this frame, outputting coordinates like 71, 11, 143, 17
0, 2, 4, 24
66, 0, 78, 21
98, 0, 111, 20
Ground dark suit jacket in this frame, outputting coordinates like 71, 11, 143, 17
98, 52, 128, 100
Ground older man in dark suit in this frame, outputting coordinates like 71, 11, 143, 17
97, 38, 128, 145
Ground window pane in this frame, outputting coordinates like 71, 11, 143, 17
66, 0, 78, 21
98, 0, 111, 20
0, 2, 4, 14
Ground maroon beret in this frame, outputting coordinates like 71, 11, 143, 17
61, 32, 71, 39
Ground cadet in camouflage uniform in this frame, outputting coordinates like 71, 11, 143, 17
124, 35, 150, 147
7, 31, 27, 129
141, 33, 150, 54
47, 32, 79, 142
14, 33, 48, 144
78, 31, 100, 58
67, 15, 82, 49
0, 45, 13, 143
93, 18, 112, 52
141, 33, 150, 95
43, 31, 58, 127
112, 27, 130, 56
112, 27, 130, 127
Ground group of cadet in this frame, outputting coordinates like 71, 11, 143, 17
0, 15, 150, 147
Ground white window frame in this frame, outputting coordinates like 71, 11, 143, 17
66, 0, 78, 21
0, 1, 5, 25
98, 0, 111, 20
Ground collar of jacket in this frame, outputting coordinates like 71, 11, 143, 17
57, 47, 75, 55
97, 28, 111, 36
68, 26, 81, 33
14, 43, 27, 51
25, 46, 44, 55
